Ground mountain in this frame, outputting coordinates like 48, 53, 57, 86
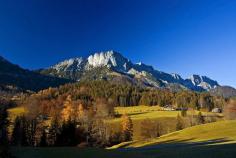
39, 50, 220, 92
210, 86, 236, 98
0, 55, 71, 91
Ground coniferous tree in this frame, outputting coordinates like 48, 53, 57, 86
11, 116, 22, 146
39, 130, 48, 147
0, 107, 10, 158
56, 119, 77, 146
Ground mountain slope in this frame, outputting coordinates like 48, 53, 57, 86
40, 50, 220, 92
0, 55, 71, 91
210, 86, 236, 98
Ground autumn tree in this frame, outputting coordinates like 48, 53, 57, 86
197, 112, 205, 124
181, 109, 187, 117
95, 98, 115, 118
89, 119, 111, 147
61, 95, 73, 121
224, 99, 236, 120
176, 114, 184, 131
140, 119, 156, 139
47, 117, 60, 146
199, 93, 214, 111
121, 114, 133, 141
188, 108, 197, 126
140, 119, 163, 139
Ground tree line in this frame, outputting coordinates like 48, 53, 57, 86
10, 95, 133, 148
24, 80, 227, 113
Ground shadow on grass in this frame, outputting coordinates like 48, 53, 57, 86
11, 139, 236, 158
115, 112, 149, 118
113, 138, 236, 158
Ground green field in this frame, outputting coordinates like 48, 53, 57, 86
8, 106, 222, 140
107, 106, 221, 140
116, 120, 236, 148
8, 106, 236, 158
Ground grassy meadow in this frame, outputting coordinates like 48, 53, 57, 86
11, 120, 236, 158
8, 105, 222, 140
107, 106, 222, 140
8, 105, 236, 158
118, 120, 236, 148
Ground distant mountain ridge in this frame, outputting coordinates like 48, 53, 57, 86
39, 50, 222, 92
0, 55, 71, 91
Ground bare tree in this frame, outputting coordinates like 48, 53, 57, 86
94, 98, 115, 118
224, 99, 236, 120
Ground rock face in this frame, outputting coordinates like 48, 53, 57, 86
187, 75, 218, 89
40, 50, 220, 91
87, 51, 131, 72
210, 86, 236, 98
53, 57, 85, 72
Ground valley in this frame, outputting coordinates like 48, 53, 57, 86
1, 1, 236, 157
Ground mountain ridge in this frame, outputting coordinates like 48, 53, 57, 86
39, 50, 221, 92
0, 55, 71, 91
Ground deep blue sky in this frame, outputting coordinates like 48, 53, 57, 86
0, 0, 236, 87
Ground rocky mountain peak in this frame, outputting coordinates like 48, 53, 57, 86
188, 74, 219, 90
52, 57, 85, 72
87, 50, 130, 72
42, 51, 221, 92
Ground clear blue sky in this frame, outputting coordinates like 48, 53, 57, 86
0, 0, 235, 87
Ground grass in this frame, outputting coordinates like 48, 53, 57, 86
7, 105, 222, 140
119, 120, 236, 148
12, 142, 236, 158
8, 106, 26, 123
11, 147, 112, 158
7, 106, 26, 134
113, 105, 221, 121
107, 106, 221, 140
9, 106, 236, 158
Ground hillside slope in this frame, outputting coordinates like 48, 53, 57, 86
121, 120, 236, 148
0, 55, 71, 91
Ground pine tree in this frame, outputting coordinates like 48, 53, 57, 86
39, 130, 48, 147
11, 116, 22, 146
56, 119, 77, 146
121, 114, 133, 141
0, 107, 10, 158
